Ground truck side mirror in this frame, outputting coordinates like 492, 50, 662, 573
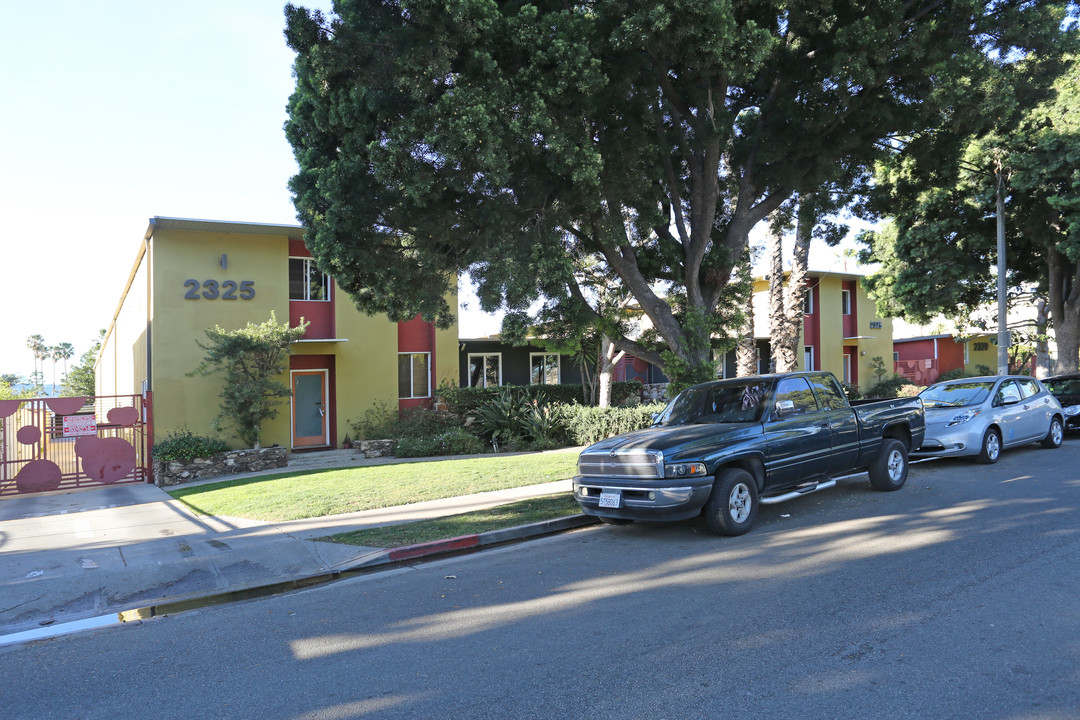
775, 399, 795, 417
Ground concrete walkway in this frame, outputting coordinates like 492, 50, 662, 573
0, 449, 590, 643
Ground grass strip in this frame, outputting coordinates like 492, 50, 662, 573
319, 494, 583, 548
167, 452, 578, 522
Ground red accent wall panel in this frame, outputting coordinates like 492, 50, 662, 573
291, 300, 334, 338
398, 315, 433, 352
804, 284, 821, 360
842, 280, 857, 338
289, 238, 310, 257
398, 315, 436, 411
895, 339, 934, 362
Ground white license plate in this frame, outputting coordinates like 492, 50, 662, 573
598, 490, 621, 509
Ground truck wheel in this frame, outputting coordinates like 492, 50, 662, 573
976, 428, 1001, 464
868, 438, 908, 491
1040, 417, 1064, 449
703, 468, 759, 536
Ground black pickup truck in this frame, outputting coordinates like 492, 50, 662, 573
573, 372, 925, 536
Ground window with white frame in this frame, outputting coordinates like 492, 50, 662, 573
398, 352, 430, 399
841, 289, 852, 315
289, 257, 330, 301
842, 354, 852, 383
804, 346, 815, 371
530, 353, 560, 384
803, 290, 814, 314
468, 353, 501, 387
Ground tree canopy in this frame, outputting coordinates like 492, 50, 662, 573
860, 49, 1080, 373
285, 0, 1073, 383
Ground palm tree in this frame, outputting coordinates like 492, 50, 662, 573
55, 342, 75, 389
26, 335, 47, 393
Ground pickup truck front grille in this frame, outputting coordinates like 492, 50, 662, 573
578, 450, 663, 479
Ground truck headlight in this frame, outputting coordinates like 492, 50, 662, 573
664, 462, 707, 478
946, 409, 980, 427
1064, 404, 1080, 417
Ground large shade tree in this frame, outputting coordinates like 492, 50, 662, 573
285, 0, 1071, 386
860, 51, 1080, 373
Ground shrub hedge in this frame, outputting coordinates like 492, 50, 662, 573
555, 403, 667, 447
438, 381, 644, 416
153, 430, 231, 462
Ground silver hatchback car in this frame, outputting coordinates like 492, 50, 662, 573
912, 375, 1065, 464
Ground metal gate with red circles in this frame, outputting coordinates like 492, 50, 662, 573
0, 393, 152, 496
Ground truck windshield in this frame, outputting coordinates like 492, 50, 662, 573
654, 382, 768, 425
919, 380, 994, 408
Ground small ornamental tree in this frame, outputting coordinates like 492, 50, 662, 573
189, 313, 308, 448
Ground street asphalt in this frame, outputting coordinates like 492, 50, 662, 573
0, 449, 593, 644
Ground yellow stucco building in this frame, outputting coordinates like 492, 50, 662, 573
744, 271, 894, 388
97, 217, 458, 451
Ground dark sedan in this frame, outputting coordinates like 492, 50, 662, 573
1043, 374, 1080, 430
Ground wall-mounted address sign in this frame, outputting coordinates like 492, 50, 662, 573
184, 280, 256, 300
869, 321, 883, 329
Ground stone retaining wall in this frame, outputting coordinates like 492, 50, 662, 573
154, 447, 288, 486
641, 382, 670, 404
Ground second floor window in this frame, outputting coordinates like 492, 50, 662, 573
290, 258, 330, 301
841, 289, 852, 315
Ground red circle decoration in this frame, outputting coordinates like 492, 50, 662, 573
107, 406, 140, 427
16, 425, 41, 445
16, 459, 63, 494
0, 399, 22, 419
77, 436, 137, 484
45, 397, 88, 416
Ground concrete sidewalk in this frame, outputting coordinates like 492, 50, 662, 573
0, 452, 592, 642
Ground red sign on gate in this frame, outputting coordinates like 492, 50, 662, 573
63, 414, 97, 437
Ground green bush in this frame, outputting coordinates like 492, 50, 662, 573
842, 382, 861, 401
556, 403, 666, 446
862, 374, 914, 399
153, 430, 231, 462
394, 429, 487, 457
439, 380, 644, 414
393, 407, 463, 438
349, 400, 399, 440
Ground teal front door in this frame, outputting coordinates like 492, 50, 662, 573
292, 370, 328, 448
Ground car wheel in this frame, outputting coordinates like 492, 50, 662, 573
599, 517, 633, 525
976, 427, 1001, 464
703, 468, 759, 536
868, 438, 908, 491
1040, 417, 1064, 449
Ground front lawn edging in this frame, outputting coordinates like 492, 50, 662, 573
154, 447, 288, 486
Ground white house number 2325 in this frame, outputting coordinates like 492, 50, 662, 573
184, 279, 256, 300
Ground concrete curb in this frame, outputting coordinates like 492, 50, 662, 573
349, 514, 600, 568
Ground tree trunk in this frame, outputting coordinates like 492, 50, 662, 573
767, 209, 802, 373
1035, 297, 1052, 378
1047, 248, 1080, 374
736, 256, 758, 377
767, 217, 784, 373
783, 198, 813, 369
597, 336, 624, 408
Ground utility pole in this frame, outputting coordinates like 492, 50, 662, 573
995, 159, 1009, 375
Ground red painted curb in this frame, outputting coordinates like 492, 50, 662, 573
388, 534, 480, 561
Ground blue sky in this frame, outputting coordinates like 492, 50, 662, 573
0, 1, 503, 380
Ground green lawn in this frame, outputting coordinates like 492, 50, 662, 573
167, 452, 579, 522
322, 494, 585, 548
